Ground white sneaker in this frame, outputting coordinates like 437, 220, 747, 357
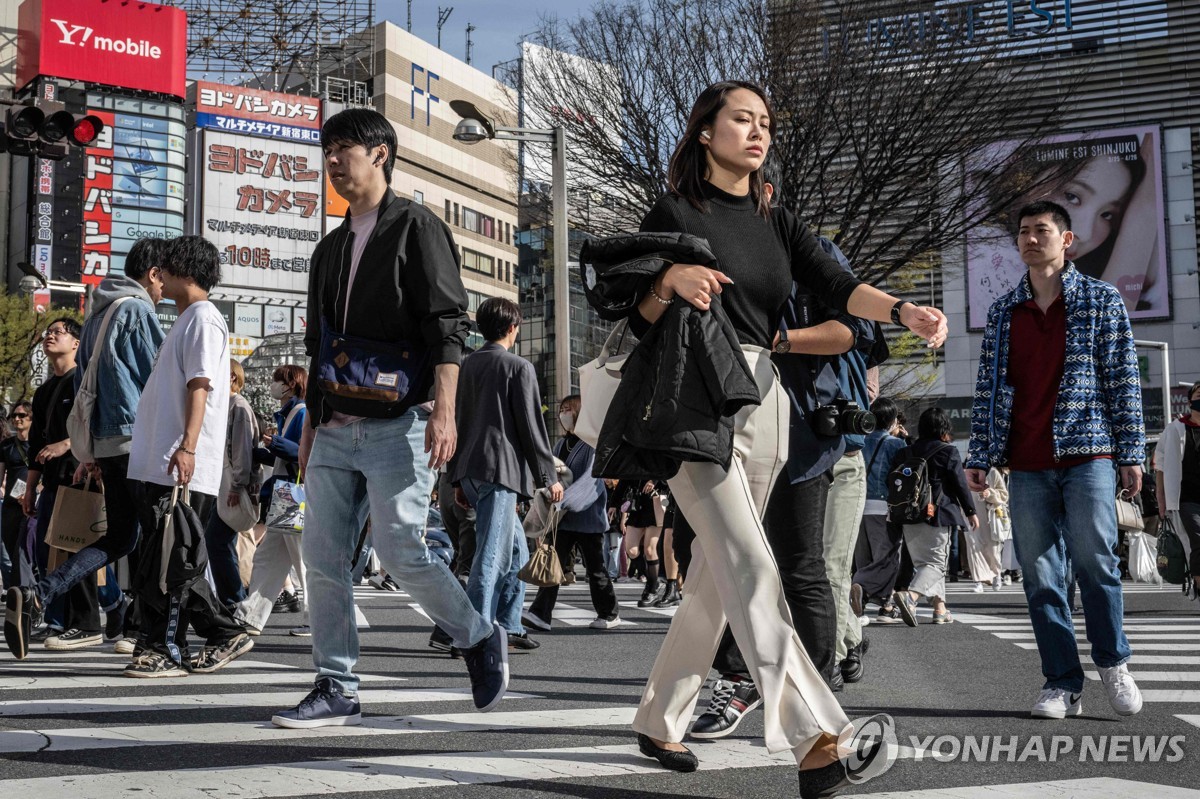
972, 582, 985, 594
289, 625, 311, 637
589, 615, 622, 630
1031, 687, 1082, 719
1002, 574, 1012, 585
992, 575, 1002, 591
521, 610, 551, 631
113, 637, 137, 655
1098, 663, 1143, 716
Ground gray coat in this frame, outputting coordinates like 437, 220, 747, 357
448, 343, 556, 499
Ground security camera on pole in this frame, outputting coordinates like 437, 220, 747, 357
450, 99, 571, 407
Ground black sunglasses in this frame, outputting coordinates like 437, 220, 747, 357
9, 413, 29, 420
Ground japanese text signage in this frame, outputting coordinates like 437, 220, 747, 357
194, 82, 322, 143
16, 0, 187, 97
201, 130, 323, 293
81, 110, 115, 285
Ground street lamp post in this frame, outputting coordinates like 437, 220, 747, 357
450, 100, 571, 408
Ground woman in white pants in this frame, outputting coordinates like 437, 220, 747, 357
625, 81, 948, 799
236, 365, 308, 636
966, 467, 1009, 592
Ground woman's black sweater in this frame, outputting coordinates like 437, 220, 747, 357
638, 182, 862, 349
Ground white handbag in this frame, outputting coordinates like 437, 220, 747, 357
576, 320, 637, 448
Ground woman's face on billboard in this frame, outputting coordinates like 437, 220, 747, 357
1050, 158, 1132, 262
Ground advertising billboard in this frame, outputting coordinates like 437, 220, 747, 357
194, 83, 322, 144
200, 130, 323, 293
16, 0, 188, 97
80, 110, 115, 285
964, 125, 1169, 329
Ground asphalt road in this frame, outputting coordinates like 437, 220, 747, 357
0, 578, 1198, 798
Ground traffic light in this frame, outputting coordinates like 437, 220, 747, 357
0, 100, 104, 160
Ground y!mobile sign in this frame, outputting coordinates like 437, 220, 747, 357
16, 0, 187, 98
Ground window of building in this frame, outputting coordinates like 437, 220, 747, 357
413, 190, 424, 205
466, 289, 487, 313
462, 247, 495, 276
445, 200, 451, 223
505, 222, 511, 245
453, 203, 460, 227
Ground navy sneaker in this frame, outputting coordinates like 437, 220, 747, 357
272, 677, 362, 729
462, 621, 509, 712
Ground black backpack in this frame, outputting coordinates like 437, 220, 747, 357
887, 451, 936, 525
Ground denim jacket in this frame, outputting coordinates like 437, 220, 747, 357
76, 276, 166, 458
967, 263, 1144, 470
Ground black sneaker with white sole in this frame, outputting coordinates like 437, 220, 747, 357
44, 628, 103, 650
272, 677, 362, 729
840, 637, 870, 683
689, 677, 762, 739
124, 652, 190, 678
104, 595, 131, 641
462, 621, 509, 712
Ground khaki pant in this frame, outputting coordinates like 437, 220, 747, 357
235, 529, 307, 631
632, 347, 849, 761
823, 451, 867, 662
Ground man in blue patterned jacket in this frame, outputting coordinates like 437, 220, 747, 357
966, 200, 1145, 722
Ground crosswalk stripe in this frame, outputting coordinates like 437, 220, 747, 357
1086, 671, 1200, 682
0, 658, 297, 672
618, 600, 676, 618
0, 688, 537, 717
0, 671, 401, 692
1138, 690, 1200, 703
0, 705, 629, 754
1012, 643, 1200, 652
0, 737, 794, 798
852, 778, 1200, 798
991, 632, 1197, 640
975, 625, 1200, 633
552, 602, 637, 626
1176, 715, 1200, 730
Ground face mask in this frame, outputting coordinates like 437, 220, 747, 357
1192, 400, 1200, 412
559, 411, 576, 432
269, 381, 287, 400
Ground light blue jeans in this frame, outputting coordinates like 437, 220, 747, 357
1009, 458, 1132, 692
304, 412, 493, 695
461, 479, 527, 635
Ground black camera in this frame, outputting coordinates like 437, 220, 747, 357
812, 398, 876, 438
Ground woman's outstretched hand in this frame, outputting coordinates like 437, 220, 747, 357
900, 304, 949, 349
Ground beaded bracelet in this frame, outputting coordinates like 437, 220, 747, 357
177, 446, 196, 455
649, 284, 672, 305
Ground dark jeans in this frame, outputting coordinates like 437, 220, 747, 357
38, 456, 141, 611
133, 482, 241, 662
530, 529, 618, 621
204, 507, 248, 607
439, 471, 476, 580
713, 472, 836, 681
853, 514, 904, 601
672, 512, 696, 579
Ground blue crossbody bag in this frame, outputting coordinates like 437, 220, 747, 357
316, 317, 430, 415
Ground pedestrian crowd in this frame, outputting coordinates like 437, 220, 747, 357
1, 82, 1193, 798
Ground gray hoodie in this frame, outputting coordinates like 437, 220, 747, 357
77, 275, 166, 458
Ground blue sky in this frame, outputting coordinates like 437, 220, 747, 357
374, 0, 595, 79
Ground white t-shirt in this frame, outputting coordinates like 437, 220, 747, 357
128, 300, 231, 496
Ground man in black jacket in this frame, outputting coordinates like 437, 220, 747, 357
273, 109, 507, 729
448, 298, 562, 649
8, 318, 105, 654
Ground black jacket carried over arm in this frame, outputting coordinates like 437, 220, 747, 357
304, 190, 470, 426
579, 233, 760, 480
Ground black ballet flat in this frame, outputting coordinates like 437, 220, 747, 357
797, 759, 848, 799
637, 733, 699, 773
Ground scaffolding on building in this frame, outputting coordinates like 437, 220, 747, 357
168, 0, 376, 101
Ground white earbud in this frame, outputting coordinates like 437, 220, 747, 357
700, 131, 711, 140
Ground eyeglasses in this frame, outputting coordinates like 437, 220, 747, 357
8, 414, 29, 420
43, 326, 70, 338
